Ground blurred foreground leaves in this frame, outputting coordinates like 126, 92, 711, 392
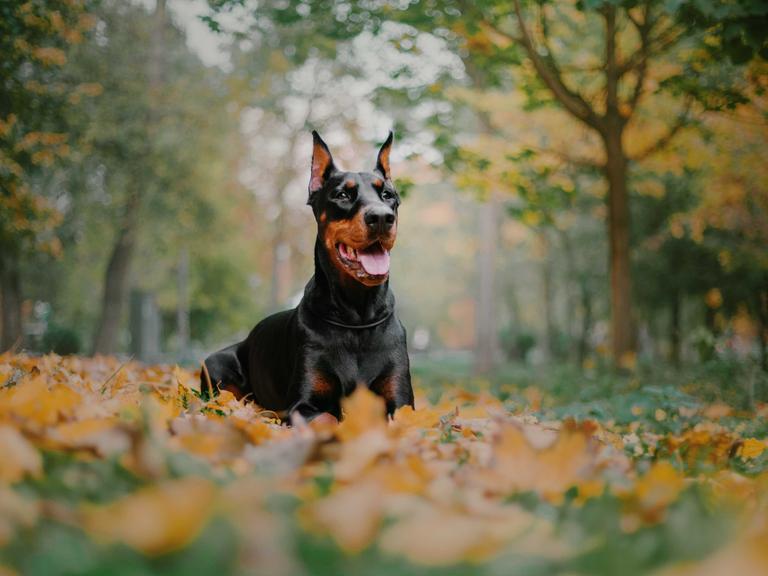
0, 354, 767, 575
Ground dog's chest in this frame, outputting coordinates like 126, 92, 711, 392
308, 327, 401, 391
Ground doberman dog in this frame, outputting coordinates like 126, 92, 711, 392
201, 131, 413, 423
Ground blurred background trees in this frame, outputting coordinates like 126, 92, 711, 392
0, 0, 766, 389
0, 0, 97, 350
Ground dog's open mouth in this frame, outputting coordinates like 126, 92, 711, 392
337, 241, 390, 277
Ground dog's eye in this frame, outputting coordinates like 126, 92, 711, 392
335, 190, 351, 201
381, 190, 394, 201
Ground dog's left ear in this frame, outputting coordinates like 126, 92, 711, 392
375, 131, 394, 180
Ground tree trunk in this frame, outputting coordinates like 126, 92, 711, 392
176, 248, 190, 352
539, 232, 556, 360
0, 251, 23, 351
93, 0, 166, 355
578, 279, 593, 366
474, 198, 499, 374
92, 193, 140, 355
557, 228, 579, 362
670, 290, 681, 366
602, 6, 636, 368
602, 125, 635, 367
757, 286, 768, 373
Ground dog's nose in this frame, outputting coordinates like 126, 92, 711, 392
364, 207, 395, 233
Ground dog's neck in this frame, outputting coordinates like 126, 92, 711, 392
302, 237, 394, 325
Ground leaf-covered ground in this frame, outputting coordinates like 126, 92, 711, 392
0, 354, 766, 576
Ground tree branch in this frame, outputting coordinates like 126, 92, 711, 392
623, 2, 652, 119
618, 22, 684, 77
483, 0, 602, 131
480, 113, 602, 170
630, 103, 692, 161
605, 5, 620, 120
539, 146, 602, 170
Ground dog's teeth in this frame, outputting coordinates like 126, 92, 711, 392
356, 270, 365, 278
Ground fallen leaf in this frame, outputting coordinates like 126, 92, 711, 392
302, 481, 383, 553
738, 438, 766, 460
336, 386, 387, 442
82, 476, 216, 555
379, 504, 549, 566
0, 487, 39, 546
477, 422, 598, 503
0, 426, 42, 483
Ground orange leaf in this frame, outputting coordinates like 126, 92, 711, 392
336, 386, 387, 442
0, 426, 42, 483
82, 477, 216, 555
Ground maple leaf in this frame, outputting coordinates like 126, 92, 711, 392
82, 476, 216, 555
302, 481, 384, 553
379, 505, 560, 566
0, 487, 38, 546
476, 422, 599, 503
0, 426, 42, 483
0, 353, 766, 573
46, 418, 130, 456
336, 386, 387, 442
0, 376, 81, 429
737, 438, 766, 460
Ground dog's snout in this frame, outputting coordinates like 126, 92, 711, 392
364, 207, 395, 233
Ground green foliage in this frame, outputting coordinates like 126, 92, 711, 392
19, 451, 145, 504
500, 327, 538, 361
0, 0, 96, 253
672, 0, 768, 63
1, 517, 239, 576
41, 323, 82, 355
12, 0, 257, 348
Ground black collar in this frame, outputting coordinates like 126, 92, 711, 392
306, 306, 393, 329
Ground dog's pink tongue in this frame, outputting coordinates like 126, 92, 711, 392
359, 244, 390, 275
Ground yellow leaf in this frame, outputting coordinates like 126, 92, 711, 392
170, 416, 246, 462
336, 386, 387, 442
302, 481, 383, 553
576, 479, 605, 504
739, 438, 766, 460
634, 461, 685, 511
230, 417, 273, 445
0, 377, 81, 428
478, 423, 597, 503
48, 418, 128, 456
82, 477, 216, 555
0, 487, 39, 546
702, 402, 731, 419
379, 505, 550, 566
374, 454, 433, 494
334, 429, 391, 482
705, 288, 723, 309
0, 426, 42, 483
391, 405, 441, 430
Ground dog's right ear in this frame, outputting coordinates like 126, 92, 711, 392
308, 130, 335, 203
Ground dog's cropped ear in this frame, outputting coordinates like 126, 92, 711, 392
309, 130, 335, 202
375, 131, 394, 180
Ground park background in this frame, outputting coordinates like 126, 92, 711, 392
1, 1, 768, 575
3, 0, 766, 383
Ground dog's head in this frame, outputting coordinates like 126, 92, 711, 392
307, 131, 400, 287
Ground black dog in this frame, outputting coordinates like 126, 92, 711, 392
201, 131, 413, 422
